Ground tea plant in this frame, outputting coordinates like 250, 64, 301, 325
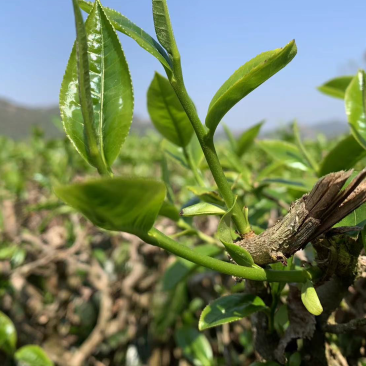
3, 0, 366, 364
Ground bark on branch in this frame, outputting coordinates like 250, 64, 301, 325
238, 169, 366, 265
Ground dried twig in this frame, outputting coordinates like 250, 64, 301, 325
323, 318, 366, 334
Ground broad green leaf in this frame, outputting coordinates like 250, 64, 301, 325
180, 202, 226, 217
345, 70, 366, 150
163, 245, 222, 291
152, 0, 177, 56
223, 123, 237, 152
206, 40, 297, 133
15, 346, 54, 366
147, 72, 194, 147
257, 140, 309, 171
236, 121, 264, 157
60, 0, 134, 168
159, 200, 180, 221
335, 204, 366, 228
199, 294, 266, 330
217, 197, 254, 266
319, 134, 366, 175
301, 280, 323, 316
175, 326, 213, 366
318, 76, 353, 99
293, 121, 318, 173
187, 186, 224, 205
54, 178, 166, 235
79, 0, 172, 70
0, 311, 17, 355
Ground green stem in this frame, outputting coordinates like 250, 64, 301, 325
142, 228, 319, 283
167, 59, 250, 235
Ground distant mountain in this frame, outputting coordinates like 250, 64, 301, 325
0, 98, 153, 139
0, 98, 349, 140
0, 99, 61, 139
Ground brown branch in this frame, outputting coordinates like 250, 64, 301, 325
238, 170, 366, 265
323, 318, 366, 334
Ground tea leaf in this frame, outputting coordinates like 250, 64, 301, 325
152, 0, 176, 56
236, 121, 264, 157
187, 186, 224, 205
148, 72, 194, 147
180, 202, 226, 217
318, 75, 353, 99
175, 326, 213, 365
60, 0, 134, 169
0, 311, 17, 355
79, 0, 172, 70
199, 294, 266, 330
55, 178, 166, 235
319, 134, 366, 175
346, 70, 366, 150
15, 346, 54, 366
206, 40, 297, 133
301, 280, 323, 316
257, 140, 310, 171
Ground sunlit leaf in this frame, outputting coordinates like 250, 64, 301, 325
15, 345, 54, 366
318, 76, 353, 99
180, 202, 226, 217
301, 280, 323, 316
199, 294, 266, 330
79, 0, 172, 70
206, 41, 297, 133
0, 311, 17, 355
147, 72, 194, 147
60, 0, 134, 168
55, 178, 166, 235
345, 70, 366, 150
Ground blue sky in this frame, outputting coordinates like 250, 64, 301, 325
1, 0, 366, 130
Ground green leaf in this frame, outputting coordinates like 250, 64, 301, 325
223, 241, 255, 267
161, 155, 175, 203
147, 72, 194, 147
60, 0, 134, 169
206, 40, 297, 133
159, 200, 180, 221
346, 70, 366, 150
300, 280, 323, 316
217, 197, 254, 266
175, 326, 213, 366
257, 140, 310, 171
180, 202, 226, 217
54, 178, 166, 235
15, 346, 54, 366
293, 121, 318, 173
0, 311, 17, 355
79, 0, 172, 70
187, 186, 224, 205
152, 0, 177, 56
335, 204, 366, 228
236, 121, 264, 157
199, 294, 266, 330
69, 0, 101, 171
223, 123, 237, 152
318, 76, 353, 99
319, 134, 366, 175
